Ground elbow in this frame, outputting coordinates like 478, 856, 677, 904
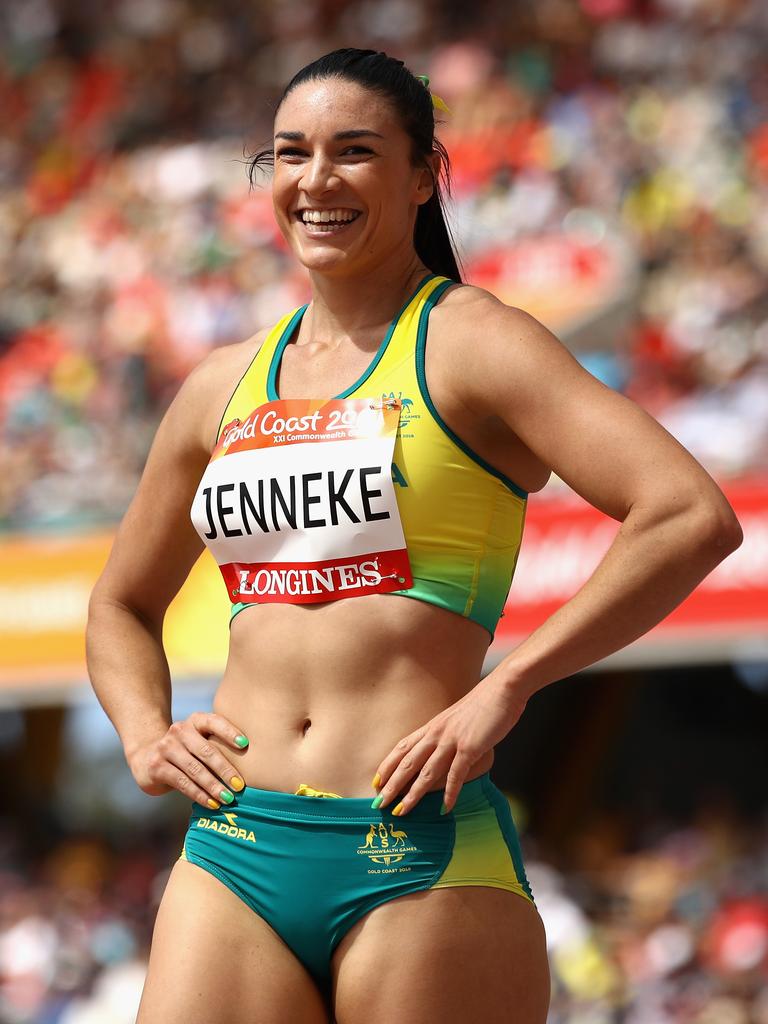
87, 585, 162, 638
87, 580, 118, 626
694, 500, 743, 559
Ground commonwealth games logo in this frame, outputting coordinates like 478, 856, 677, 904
357, 821, 419, 871
381, 391, 416, 428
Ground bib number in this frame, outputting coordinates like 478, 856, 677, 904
190, 397, 413, 606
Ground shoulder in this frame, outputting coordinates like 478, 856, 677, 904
185, 326, 271, 397
164, 326, 273, 454
430, 282, 552, 360
428, 282, 574, 414
432, 281, 545, 336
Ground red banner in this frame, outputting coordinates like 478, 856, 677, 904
496, 478, 768, 644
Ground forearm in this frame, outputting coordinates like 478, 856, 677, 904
85, 596, 173, 762
497, 502, 742, 699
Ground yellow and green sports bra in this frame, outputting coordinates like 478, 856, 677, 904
191, 273, 527, 641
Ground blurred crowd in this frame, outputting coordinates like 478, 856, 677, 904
3, 5, 767, 1022
1, 0, 768, 529
0, 797, 766, 1023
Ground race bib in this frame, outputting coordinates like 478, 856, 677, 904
190, 397, 413, 605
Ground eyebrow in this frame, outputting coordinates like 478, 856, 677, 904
274, 129, 384, 142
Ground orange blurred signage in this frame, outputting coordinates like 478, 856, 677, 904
0, 479, 766, 692
0, 531, 230, 691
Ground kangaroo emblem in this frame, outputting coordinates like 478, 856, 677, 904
357, 820, 416, 868
362, 825, 377, 848
388, 823, 408, 846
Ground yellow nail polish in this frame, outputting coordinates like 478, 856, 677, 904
230, 776, 245, 792
372, 773, 381, 789
207, 798, 221, 810
392, 802, 404, 816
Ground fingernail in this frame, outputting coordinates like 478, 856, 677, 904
230, 776, 245, 792
220, 790, 234, 804
372, 772, 381, 789
440, 801, 448, 815
207, 798, 221, 810
371, 795, 383, 809
392, 802, 404, 816
234, 735, 249, 748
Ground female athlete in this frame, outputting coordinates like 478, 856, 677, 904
86, 48, 742, 1024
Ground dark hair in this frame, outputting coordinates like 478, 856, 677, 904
246, 48, 463, 282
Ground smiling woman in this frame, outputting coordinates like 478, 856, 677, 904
87, 46, 741, 1024
247, 49, 461, 282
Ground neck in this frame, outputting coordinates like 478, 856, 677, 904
301, 249, 432, 346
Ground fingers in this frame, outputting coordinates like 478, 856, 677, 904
372, 729, 426, 791
373, 739, 477, 816
441, 749, 476, 813
188, 711, 249, 751
145, 714, 249, 809
185, 726, 246, 797
373, 736, 440, 813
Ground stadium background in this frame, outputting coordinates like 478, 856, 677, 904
1, 0, 768, 1020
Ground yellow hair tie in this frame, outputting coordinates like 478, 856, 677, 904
415, 74, 452, 115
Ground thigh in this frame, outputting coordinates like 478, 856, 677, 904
331, 886, 550, 1024
137, 858, 331, 1024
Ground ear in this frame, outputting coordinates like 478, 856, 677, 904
414, 150, 441, 206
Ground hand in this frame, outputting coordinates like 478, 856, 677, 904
371, 673, 528, 816
128, 712, 250, 809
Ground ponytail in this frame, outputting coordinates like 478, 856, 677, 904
414, 140, 462, 281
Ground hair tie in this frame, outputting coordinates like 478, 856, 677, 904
415, 73, 451, 115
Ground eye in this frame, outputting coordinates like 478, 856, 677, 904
275, 145, 374, 160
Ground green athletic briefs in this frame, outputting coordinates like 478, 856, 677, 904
180, 770, 535, 993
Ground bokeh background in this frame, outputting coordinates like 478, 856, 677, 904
2, 0, 768, 1021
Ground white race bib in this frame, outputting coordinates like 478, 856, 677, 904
190, 397, 413, 605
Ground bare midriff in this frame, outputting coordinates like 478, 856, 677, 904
210, 593, 495, 798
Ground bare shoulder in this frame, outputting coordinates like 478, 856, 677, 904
434, 281, 547, 340
428, 282, 565, 412
89, 327, 272, 618
432, 281, 738, 529
176, 327, 271, 454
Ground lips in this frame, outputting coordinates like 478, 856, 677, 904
295, 209, 363, 236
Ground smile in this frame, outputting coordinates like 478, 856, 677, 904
294, 209, 362, 235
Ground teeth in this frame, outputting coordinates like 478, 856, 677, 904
300, 209, 360, 224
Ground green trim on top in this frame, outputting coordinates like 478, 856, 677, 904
266, 272, 436, 402
265, 305, 308, 402
414, 281, 529, 500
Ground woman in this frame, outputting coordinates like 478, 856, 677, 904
86, 48, 742, 1024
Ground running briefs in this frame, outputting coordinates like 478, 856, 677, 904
179, 771, 534, 994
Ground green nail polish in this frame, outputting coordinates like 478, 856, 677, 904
371, 795, 383, 809
234, 735, 249, 748
220, 790, 235, 804
440, 801, 448, 815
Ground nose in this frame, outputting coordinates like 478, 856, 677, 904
299, 151, 341, 197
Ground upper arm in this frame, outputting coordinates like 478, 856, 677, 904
457, 289, 741, 535
89, 344, 249, 625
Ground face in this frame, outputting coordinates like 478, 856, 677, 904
272, 78, 437, 277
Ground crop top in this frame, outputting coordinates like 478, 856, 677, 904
189, 272, 528, 641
